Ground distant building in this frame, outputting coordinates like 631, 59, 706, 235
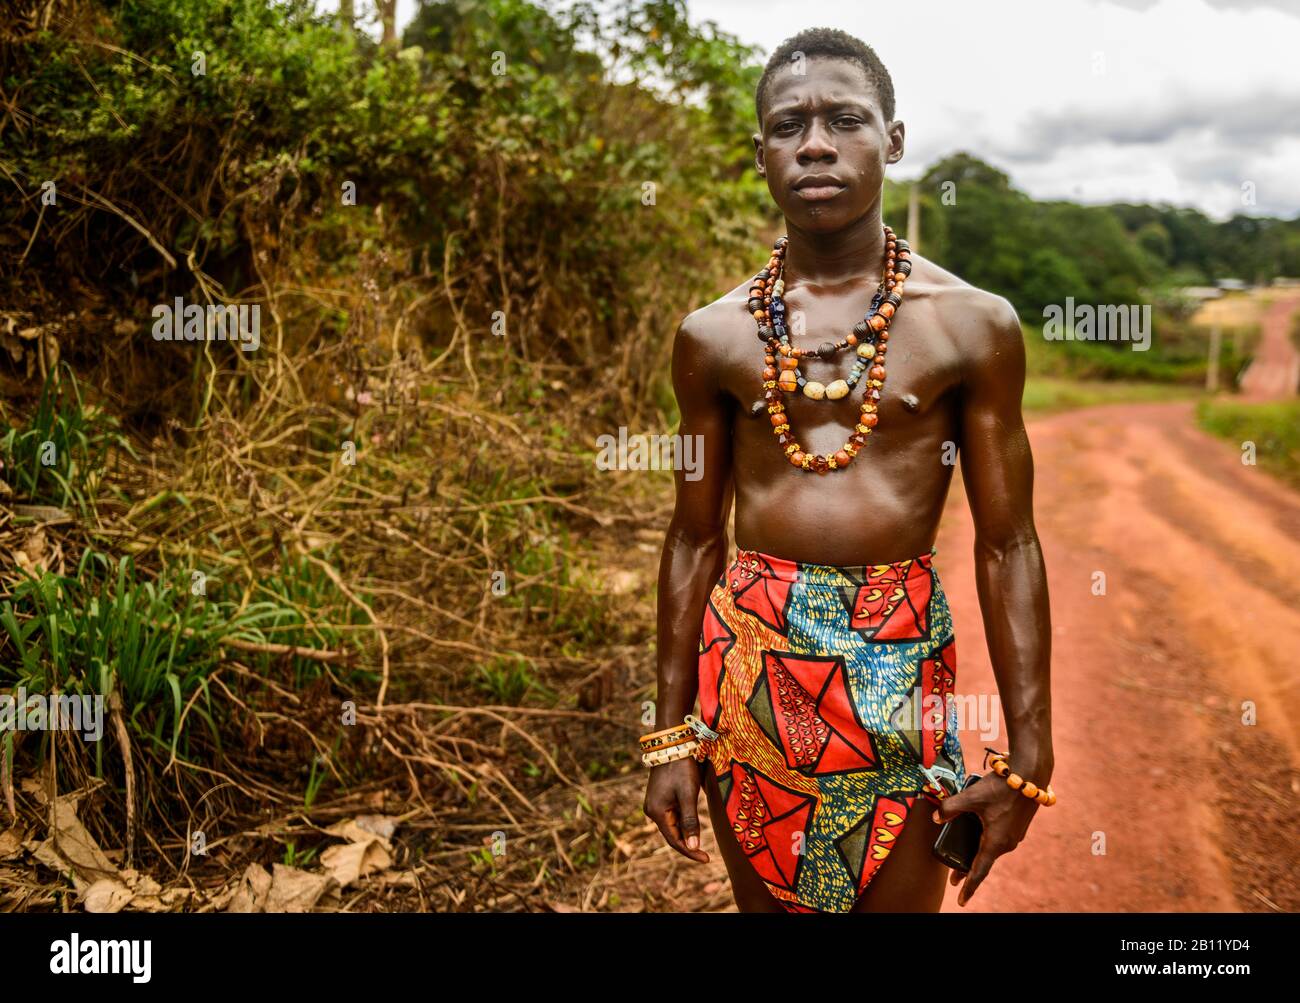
1179, 286, 1222, 301
1215, 278, 1248, 291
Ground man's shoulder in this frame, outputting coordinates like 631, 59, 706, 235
916, 256, 1019, 331
676, 280, 753, 345
914, 255, 1022, 358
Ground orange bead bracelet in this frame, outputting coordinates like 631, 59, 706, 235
984, 748, 1056, 806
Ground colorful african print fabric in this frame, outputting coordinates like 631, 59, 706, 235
695, 546, 966, 913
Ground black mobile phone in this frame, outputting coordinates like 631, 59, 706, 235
931, 773, 983, 872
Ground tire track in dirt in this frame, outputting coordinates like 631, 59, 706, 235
937, 400, 1300, 913
1239, 295, 1300, 400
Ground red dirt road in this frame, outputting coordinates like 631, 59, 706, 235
935, 400, 1300, 913
1239, 295, 1300, 400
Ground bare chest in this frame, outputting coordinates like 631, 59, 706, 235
718, 290, 963, 452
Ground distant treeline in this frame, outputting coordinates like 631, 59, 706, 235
883, 153, 1300, 322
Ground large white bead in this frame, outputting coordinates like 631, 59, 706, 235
856, 343, 876, 359
825, 380, 849, 399
802, 381, 826, 400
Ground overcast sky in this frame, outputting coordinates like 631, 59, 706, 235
379, 0, 1300, 219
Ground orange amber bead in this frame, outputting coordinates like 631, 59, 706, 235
879, 303, 895, 318
789, 451, 805, 466
834, 449, 851, 467
869, 365, 886, 381
868, 315, 887, 332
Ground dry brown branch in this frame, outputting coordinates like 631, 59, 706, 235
109, 688, 135, 869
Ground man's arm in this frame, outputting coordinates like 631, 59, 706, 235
940, 294, 1053, 904
643, 313, 734, 862
960, 297, 1053, 774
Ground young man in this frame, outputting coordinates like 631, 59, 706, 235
643, 28, 1053, 913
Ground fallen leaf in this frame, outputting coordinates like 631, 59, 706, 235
0, 335, 20, 366
265, 863, 337, 912
24, 794, 119, 892
324, 815, 396, 849
124, 872, 162, 898
0, 827, 25, 859
129, 886, 193, 913
83, 878, 133, 914
18, 777, 46, 803
320, 838, 391, 888
226, 863, 272, 913
353, 814, 398, 842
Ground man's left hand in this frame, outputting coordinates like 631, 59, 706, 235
932, 773, 1042, 906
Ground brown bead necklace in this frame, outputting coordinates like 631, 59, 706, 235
749, 226, 911, 473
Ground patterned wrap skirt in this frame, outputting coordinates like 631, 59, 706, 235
694, 546, 967, 913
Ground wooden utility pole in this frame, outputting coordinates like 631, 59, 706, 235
1206, 325, 1222, 392
906, 183, 921, 255
379, 0, 398, 49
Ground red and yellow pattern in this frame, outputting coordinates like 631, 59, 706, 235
696, 547, 966, 913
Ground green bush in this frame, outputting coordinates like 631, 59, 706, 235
1197, 398, 1300, 488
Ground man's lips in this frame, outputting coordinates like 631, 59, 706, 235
793, 184, 846, 202
792, 175, 847, 202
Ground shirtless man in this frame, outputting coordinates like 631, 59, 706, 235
643, 27, 1052, 913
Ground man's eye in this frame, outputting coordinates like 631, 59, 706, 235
835, 116, 862, 127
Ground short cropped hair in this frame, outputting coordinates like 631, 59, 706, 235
754, 27, 896, 129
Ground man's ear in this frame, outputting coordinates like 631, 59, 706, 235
886, 119, 905, 166
753, 132, 765, 177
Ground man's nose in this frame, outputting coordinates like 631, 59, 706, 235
797, 119, 837, 162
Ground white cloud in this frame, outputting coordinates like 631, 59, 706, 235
685, 0, 1300, 217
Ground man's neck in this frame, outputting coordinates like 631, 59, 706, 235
780, 207, 887, 291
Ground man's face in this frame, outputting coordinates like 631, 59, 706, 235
754, 57, 904, 230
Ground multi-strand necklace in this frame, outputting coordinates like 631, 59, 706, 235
750, 225, 911, 473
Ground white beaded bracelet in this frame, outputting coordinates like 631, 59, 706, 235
641, 740, 699, 768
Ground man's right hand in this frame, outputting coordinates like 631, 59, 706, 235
644, 756, 710, 863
